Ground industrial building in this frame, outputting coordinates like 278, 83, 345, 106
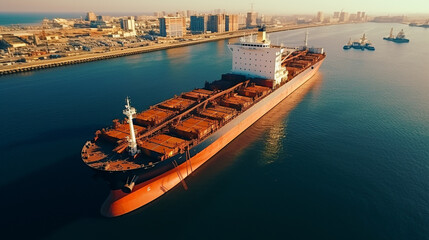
0, 34, 27, 49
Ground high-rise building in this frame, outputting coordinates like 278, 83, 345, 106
159, 17, 186, 37
339, 12, 349, 22
225, 14, 238, 32
316, 11, 324, 22
356, 11, 362, 21
333, 11, 340, 19
207, 14, 226, 33
361, 12, 367, 21
256, 15, 264, 26
214, 9, 225, 14
121, 17, 135, 32
86, 12, 97, 21
190, 15, 208, 34
176, 11, 187, 17
187, 10, 197, 18
246, 12, 258, 28
238, 13, 247, 25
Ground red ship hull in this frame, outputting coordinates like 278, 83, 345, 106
101, 58, 325, 217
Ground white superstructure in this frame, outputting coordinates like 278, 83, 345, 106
228, 27, 292, 88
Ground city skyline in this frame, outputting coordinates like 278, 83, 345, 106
1, 0, 428, 15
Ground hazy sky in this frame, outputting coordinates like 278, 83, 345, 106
1, 0, 428, 15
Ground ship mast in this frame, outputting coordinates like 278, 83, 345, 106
397, 29, 404, 38
123, 97, 139, 156
389, 28, 394, 38
304, 30, 308, 49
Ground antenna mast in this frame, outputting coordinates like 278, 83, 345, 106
123, 97, 139, 156
304, 30, 308, 49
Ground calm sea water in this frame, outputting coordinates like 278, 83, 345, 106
0, 23, 428, 239
0, 13, 83, 26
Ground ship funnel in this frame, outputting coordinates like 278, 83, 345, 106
122, 175, 138, 193
257, 25, 267, 43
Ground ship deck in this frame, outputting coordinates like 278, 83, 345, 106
82, 50, 326, 172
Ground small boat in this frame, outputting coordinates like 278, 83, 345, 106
343, 38, 352, 49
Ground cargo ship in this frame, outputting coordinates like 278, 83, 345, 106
81, 26, 326, 217
383, 28, 410, 43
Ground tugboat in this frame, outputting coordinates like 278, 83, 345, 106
365, 43, 375, 51
351, 33, 375, 51
421, 20, 429, 28
343, 38, 352, 49
383, 28, 410, 43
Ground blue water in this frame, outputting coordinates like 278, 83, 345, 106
0, 12, 83, 26
0, 23, 428, 239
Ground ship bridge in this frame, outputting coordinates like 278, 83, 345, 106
228, 26, 288, 87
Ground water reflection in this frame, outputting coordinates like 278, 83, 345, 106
165, 46, 191, 64
206, 73, 323, 169
217, 39, 226, 55
123, 54, 144, 65
257, 73, 323, 165
261, 122, 286, 164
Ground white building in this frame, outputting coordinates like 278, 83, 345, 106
228, 27, 289, 87
121, 17, 136, 32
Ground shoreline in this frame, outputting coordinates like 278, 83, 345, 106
0, 23, 340, 76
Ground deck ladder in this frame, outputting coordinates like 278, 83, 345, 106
172, 160, 188, 190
